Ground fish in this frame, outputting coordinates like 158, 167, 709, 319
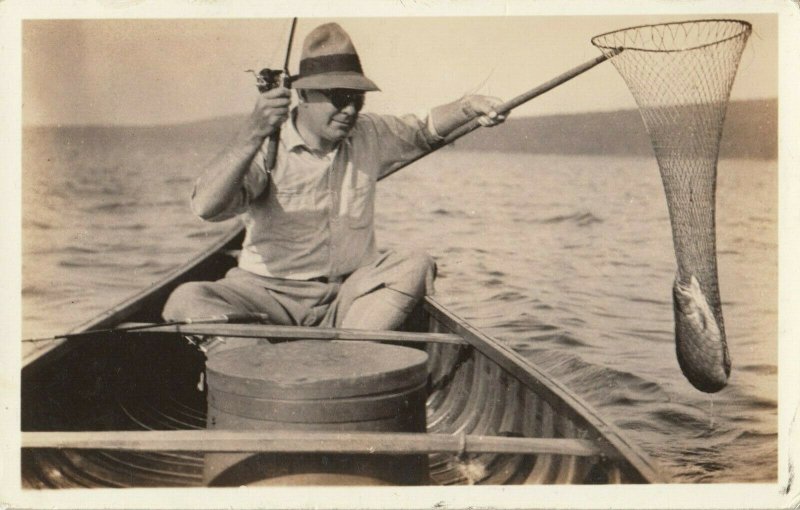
673, 275, 730, 393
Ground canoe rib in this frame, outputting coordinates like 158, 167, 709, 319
422, 296, 665, 484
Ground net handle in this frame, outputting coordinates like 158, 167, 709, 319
379, 48, 622, 181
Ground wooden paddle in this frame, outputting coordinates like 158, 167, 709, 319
23, 429, 607, 457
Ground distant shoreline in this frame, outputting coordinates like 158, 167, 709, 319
24, 98, 776, 160
452, 98, 776, 160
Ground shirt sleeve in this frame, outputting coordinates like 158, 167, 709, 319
360, 112, 441, 179
190, 143, 271, 222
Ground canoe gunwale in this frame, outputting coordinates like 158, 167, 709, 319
22, 225, 244, 376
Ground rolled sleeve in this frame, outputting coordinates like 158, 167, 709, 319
420, 109, 445, 142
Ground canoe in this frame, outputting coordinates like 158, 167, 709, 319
21, 226, 665, 487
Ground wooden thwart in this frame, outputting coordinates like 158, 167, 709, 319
119, 323, 465, 344
23, 430, 608, 457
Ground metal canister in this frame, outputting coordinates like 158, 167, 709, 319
203, 340, 429, 485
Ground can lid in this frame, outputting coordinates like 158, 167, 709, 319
206, 340, 429, 399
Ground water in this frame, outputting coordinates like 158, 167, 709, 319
21, 125, 777, 483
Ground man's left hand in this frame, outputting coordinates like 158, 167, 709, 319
465, 95, 507, 127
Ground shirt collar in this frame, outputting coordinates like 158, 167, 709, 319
284, 108, 354, 153
282, 109, 308, 152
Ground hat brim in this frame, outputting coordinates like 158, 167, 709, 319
292, 72, 380, 91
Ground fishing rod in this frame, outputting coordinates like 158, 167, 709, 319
378, 48, 623, 182
254, 17, 298, 172
22, 312, 271, 344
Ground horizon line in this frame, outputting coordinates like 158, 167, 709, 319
21, 96, 777, 130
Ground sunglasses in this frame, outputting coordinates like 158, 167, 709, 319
318, 89, 365, 111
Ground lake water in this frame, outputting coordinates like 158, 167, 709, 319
21, 125, 777, 483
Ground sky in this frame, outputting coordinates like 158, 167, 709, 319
20, 12, 778, 126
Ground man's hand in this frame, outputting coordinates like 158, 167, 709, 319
244, 87, 291, 140
429, 94, 507, 140
463, 95, 507, 127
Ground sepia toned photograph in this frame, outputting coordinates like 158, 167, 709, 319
5, 0, 798, 508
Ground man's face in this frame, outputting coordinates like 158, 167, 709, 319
300, 89, 365, 145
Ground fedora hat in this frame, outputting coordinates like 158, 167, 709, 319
292, 23, 379, 91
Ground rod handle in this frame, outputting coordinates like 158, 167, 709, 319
264, 135, 280, 171
263, 73, 293, 172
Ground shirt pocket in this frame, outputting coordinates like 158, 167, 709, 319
347, 184, 373, 229
269, 188, 323, 235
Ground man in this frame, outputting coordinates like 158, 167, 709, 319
163, 23, 505, 350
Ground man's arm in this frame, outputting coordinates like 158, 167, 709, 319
191, 87, 291, 220
370, 94, 507, 180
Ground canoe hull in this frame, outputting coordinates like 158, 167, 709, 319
21, 227, 663, 486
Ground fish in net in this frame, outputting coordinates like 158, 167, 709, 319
592, 20, 752, 392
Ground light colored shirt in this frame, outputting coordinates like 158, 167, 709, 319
200, 111, 439, 280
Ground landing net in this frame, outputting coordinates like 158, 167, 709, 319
592, 20, 752, 392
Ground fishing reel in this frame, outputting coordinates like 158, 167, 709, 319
247, 68, 285, 93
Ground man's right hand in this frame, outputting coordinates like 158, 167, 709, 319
193, 87, 289, 221
244, 87, 291, 139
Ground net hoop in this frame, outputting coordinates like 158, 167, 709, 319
591, 19, 752, 54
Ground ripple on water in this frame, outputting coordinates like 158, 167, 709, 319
540, 211, 603, 226
90, 200, 142, 212
489, 290, 528, 302
737, 363, 778, 376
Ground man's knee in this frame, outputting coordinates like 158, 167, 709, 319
162, 281, 219, 320
392, 250, 436, 298
404, 251, 436, 279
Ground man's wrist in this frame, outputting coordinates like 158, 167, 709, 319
459, 97, 477, 118
234, 128, 270, 152
425, 112, 445, 142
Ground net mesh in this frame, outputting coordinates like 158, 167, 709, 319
592, 20, 751, 392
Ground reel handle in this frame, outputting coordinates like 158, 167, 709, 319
254, 68, 283, 93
